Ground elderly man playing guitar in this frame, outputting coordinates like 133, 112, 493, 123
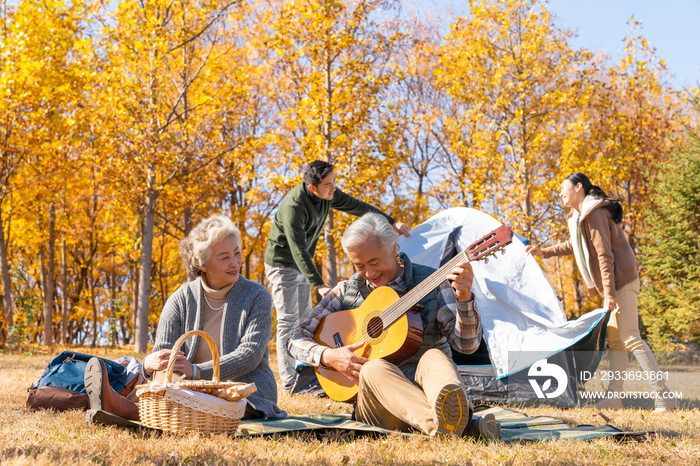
288, 213, 505, 440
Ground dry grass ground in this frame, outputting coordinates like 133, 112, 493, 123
1, 344, 699, 465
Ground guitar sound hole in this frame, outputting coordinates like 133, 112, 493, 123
367, 316, 384, 339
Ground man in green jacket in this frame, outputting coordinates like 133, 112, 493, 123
265, 160, 410, 392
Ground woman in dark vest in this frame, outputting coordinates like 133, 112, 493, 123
288, 213, 501, 440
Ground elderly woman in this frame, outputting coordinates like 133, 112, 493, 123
85, 214, 285, 421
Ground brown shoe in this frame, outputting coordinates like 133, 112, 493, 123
434, 382, 470, 436
85, 358, 140, 421
467, 413, 502, 441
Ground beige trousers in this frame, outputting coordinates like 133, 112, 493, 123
354, 349, 471, 435
605, 279, 667, 393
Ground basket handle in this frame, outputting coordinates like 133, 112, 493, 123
164, 330, 220, 384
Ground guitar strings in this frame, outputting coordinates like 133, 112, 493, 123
341, 252, 469, 347
323, 228, 510, 359
339, 230, 507, 348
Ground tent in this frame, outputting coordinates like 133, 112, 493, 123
398, 208, 609, 407
292, 208, 609, 407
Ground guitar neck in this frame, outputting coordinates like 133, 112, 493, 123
380, 251, 470, 327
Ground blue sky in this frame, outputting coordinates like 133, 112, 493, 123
402, 0, 700, 90
549, 0, 700, 90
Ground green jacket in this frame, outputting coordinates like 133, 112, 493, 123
264, 183, 395, 288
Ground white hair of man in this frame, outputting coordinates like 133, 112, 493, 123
179, 214, 241, 277
341, 212, 399, 255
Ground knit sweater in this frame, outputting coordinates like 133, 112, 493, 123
152, 276, 286, 419
264, 183, 396, 288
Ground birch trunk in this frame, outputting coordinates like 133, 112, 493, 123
135, 188, 157, 353
42, 205, 56, 346
0, 208, 12, 333
61, 240, 68, 344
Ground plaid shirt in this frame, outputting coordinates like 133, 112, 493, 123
287, 272, 482, 367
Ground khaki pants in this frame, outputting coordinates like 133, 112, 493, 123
605, 279, 667, 393
355, 349, 472, 435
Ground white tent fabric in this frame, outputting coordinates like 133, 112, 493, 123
398, 207, 607, 379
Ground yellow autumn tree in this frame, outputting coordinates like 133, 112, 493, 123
387, 15, 450, 225
0, 0, 97, 345
559, 19, 680, 249
267, 0, 406, 284
208, 3, 284, 284
101, 0, 239, 352
0, 0, 23, 337
438, 0, 592, 241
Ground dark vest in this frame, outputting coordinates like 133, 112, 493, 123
341, 253, 451, 378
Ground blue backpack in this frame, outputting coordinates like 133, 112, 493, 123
34, 351, 129, 394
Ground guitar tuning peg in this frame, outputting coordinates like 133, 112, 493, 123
484, 258, 489, 264
501, 249, 506, 255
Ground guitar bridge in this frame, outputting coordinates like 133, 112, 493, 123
333, 332, 344, 348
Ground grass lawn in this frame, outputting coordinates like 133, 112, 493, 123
1, 344, 699, 465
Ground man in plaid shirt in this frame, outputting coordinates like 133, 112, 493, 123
288, 213, 501, 440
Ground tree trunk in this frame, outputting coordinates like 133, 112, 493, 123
158, 227, 167, 305
131, 260, 139, 344
313, 256, 324, 307
0, 208, 13, 334
574, 277, 583, 315
61, 240, 68, 345
519, 158, 532, 238
325, 209, 338, 287
135, 189, 157, 353
110, 266, 117, 347
89, 255, 98, 347
42, 205, 56, 347
39, 248, 47, 340
183, 170, 194, 282
554, 256, 566, 314
322, 45, 338, 288
89, 270, 98, 347
184, 206, 193, 282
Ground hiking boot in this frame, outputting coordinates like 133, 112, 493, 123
594, 392, 623, 410
654, 389, 677, 412
85, 358, 140, 421
466, 413, 502, 441
434, 382, 470, 436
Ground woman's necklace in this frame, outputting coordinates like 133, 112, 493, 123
203, 293, 225, 311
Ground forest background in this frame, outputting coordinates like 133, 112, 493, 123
1, 0, 698, 353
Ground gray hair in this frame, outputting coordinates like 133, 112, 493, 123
179, 214, 241, 277
341, 213, 398, 255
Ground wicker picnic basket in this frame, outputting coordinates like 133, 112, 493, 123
138, 330, 249, 435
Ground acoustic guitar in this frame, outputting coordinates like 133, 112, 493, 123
314, 225, 513, 402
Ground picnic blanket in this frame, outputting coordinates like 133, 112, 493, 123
87, 406, 647, 442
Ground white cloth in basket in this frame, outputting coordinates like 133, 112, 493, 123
137, 382, 246, 419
